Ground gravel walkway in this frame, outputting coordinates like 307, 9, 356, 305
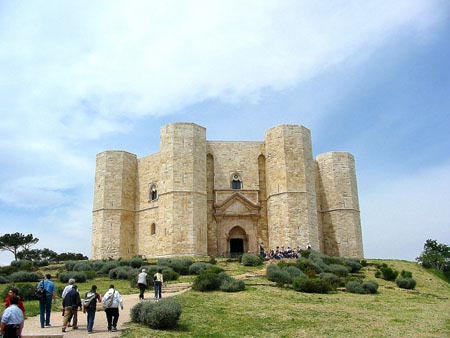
21, 284, 191, 338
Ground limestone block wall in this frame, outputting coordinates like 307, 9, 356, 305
265, 125, 319, 250
92, 151, 137, 259
315, 152, 363, 258
135, 153, 160, 257
159, 123, 207, 256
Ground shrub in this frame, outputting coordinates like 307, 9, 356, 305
118, 259, 131, 266
346, 280, 378, 294
133, 298, 182, 329
189, 262, 214, 275
0, 276, 9, 284
220, 279, 245, 292
379, 266, 399, 281
286, 266, 307, 279
362, 280, 379, 294
10, 260, 33, 271
192, 270, 221, 291
92, 260, 107, 272
109, 266, 135, 280
1, 283, 36, 301
319, 273, 341, 288
130, 300, 144, 323
241, 253, 263, 266
344, 259, 363, 272
325, 264, 349, 277
64, 260, 78, 271
293, 278, 332, 293
0, 266, 17, 276
130, 257, 144, 268
396, 278, 416, 290
9, 271, 41, 282
73, 261, 93, 271
400, 270, 413, 278
58, 271, 87, 283
99, 261, 119, 275
157, 258, 193, 275
346, 280, 365, 294
295, 257, 322, 275
270, 269, 292, 287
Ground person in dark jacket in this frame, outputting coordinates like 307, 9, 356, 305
61, 284, 81, 332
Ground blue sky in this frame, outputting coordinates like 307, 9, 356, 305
1, 1, 449, 265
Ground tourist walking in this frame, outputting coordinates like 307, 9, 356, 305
36, 273, 56, 328
137, 268, 148, 300
61, 284, 81, 332
0, 296, 24, 338
154, 269, 164, 299
61, 278, 75, 327
83, 285, 102, 334
102, 284, 124, 332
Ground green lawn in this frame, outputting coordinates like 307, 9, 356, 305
121, 260, 450, 338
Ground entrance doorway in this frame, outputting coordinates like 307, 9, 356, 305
230, 238, 244, 256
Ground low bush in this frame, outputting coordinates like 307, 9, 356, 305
325, 264, 349, 277
217, 272, 245, 292
64, 260, 78, 271
119, 259, 131, 266
73, 261, 93, 271
130, 257, 144, 268
241, 253, 263, 266
189, 262, 214, 275
132, 298, 182, 329
346, 280, 378, 294
286, 266, 306, 279
99, 261, 119, 275
396, 277, 416, 290
400, 270, 413, 278
319, 273, 341, 288
10, 260, 33, 271
344, 259, 363, 272
109, 266, 135, 280
157, 258, 193, 275
192, 269, 221, 291
292, 278, 332, 294
9, 271, 41, 283
0, 266, 17, 276
268, 269, 292, 287
362, 280, 379, 294
0, 276, 9, 284
379, 266, 399, 281
59, 271, 87, 283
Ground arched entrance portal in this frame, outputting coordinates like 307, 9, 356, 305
228, 226, 247, 257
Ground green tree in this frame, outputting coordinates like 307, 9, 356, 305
0, 232, 39, 261
416, 239, 450, 271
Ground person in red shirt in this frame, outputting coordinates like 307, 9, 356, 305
4, 287, 26, 319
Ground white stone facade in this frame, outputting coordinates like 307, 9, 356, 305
91, 123, 364, 260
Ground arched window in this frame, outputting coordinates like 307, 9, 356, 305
231, 173, 242, 190
151, 223, 156, 235
149, 184, 158, 201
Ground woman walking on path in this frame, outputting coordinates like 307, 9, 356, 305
83, 285, 102, 334
137, 269, 148, 300
153, 269, 164, 299
102, 285, 123, 332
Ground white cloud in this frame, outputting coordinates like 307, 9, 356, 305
361, 162, 450, 260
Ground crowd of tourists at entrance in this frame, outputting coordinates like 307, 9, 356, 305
260, 243, 312, 260
1, 269, 164, 338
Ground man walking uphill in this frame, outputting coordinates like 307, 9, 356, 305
36, 273, 56, 328
102, 285, 123, 332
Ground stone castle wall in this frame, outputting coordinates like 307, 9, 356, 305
92, 122, 364, 260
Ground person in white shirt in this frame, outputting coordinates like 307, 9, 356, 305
102, 285, 124, 332
137, 269, 148, 300
0, 296, 24, 338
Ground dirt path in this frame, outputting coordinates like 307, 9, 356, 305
21, 283, 191, 338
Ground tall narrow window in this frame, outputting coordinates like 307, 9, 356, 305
151, 223, 156, 235
150, 184, 158, 201
231, 173, 242, 190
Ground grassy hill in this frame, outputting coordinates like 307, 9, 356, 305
123, 259, 450, 338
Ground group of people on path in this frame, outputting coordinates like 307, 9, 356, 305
1, 269, 165, 337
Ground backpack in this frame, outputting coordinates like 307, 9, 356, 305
83, 291, 96, 308
35, 281, 46, 301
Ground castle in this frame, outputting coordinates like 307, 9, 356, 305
91, 123, 363, 260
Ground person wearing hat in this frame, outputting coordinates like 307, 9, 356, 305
137, 268, 148, 300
